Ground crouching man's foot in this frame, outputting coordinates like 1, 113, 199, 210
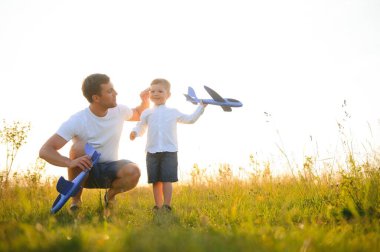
69, 200, 82, 212
104, 191, 117, 209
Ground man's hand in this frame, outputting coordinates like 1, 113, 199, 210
140, 87, 150, 104
130, 88, 151, 121
69, 155, 93, 171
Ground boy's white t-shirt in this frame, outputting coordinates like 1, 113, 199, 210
57, 104, 133, 162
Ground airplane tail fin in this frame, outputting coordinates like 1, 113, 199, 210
184, 87, 200, 105
56, 177, 74, 195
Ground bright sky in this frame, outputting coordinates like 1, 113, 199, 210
1, 0, 380, 184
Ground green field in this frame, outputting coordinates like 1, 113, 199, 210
1, 157, 380, 252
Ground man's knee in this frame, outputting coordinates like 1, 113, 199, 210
120, 163, 141, 181
129, 163, 141, 181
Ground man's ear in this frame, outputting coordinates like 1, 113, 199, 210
92, 94, 100, 103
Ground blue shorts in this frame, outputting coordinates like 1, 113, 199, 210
84, 159, 133, 189
146, 152, 178, 183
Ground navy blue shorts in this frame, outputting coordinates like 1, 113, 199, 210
146, 152, 178, 183
84, 159, 133, 189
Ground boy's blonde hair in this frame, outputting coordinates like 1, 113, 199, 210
151, 78, 171, 91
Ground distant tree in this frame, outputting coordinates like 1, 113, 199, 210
0, 120, 31, 182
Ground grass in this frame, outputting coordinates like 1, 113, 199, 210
1, 155, 380, 252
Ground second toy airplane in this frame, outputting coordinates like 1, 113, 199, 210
50, 143, 101, 214
184, 85, 243, 112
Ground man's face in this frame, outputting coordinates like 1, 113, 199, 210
96, 82, 118, 108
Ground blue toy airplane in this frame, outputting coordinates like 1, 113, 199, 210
184, 85, 243, 112
50, 143, 101, 214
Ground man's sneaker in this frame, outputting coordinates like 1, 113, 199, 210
104, 191, 116, 209
69, 202, 81, 212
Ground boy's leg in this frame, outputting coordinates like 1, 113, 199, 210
153, 182, 164, 207
160, 152, 176, 208
146, 152, 162, 208
106, 163, 141, 200
163, 182, 173, 206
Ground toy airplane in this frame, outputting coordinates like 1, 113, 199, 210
184, 85, 243, 112
50, 143, 101, 214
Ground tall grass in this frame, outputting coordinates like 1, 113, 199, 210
1, 152, 379, 251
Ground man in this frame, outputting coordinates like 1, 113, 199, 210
39, 73, 150, 210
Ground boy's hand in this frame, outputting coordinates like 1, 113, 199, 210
130, 131, 137, 141
200, 100, 208, 108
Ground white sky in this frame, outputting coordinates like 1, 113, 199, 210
1, 0, 380, 184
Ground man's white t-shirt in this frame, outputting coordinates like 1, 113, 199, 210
57, 105, 133, 162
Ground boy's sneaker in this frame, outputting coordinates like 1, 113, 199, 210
162, 204, 172, 212
152, 205, 160, 213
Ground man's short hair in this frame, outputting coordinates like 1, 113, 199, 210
82, 73, 110, 103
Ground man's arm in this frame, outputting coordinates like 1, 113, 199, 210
129, 88, 150, 121
39, 134, 92, 170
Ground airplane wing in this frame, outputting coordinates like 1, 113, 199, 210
222, 106, 232, 112
204, 86, 225, 103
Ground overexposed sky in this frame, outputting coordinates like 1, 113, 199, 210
1, 0, 380, 183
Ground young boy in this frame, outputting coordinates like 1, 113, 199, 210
130, 78, 206, 211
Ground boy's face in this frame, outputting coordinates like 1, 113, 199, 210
149, 83, 170, 106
